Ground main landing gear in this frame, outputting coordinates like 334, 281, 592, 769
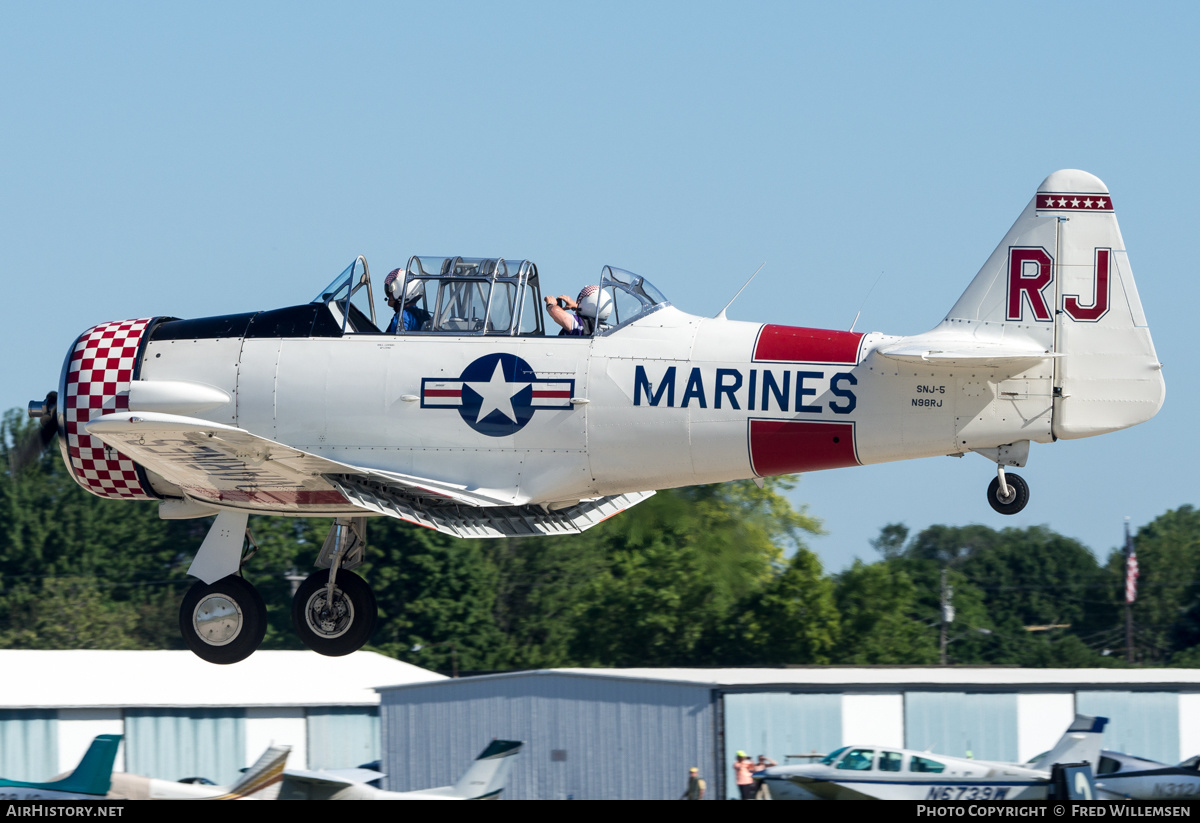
292, 568, 377, 657
178, 514, 379, 664
180, 573, 268, 665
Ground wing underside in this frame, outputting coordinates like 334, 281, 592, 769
84, 412, 652, 538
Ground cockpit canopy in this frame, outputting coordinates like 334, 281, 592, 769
311, 255, 379, 334
311, 255, 670, 337
402, 256, 543, 335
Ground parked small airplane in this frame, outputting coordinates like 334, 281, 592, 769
19, 169, 1164, 663
0, 734, 121, 801
755, 715, 1107, 800
279, 739, 521, 800
1091, 750, 1200, 800
106, 744, 289, 800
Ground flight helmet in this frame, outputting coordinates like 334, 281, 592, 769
576, 285, 613, 322
384, 269, 422, 304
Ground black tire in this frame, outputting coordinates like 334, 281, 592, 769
291, 569, 377, 657
987, 472, 1029, 515
179, 575, 267, 665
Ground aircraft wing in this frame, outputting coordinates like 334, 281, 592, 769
85, 412, 654, 538
84, 412, 522, 508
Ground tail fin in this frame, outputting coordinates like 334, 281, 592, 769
939, 169, 1164, 438
449, 740, 522, 800
50, 734, 122, 796
1031, 714, 1107, 771
210, 744, 291, 800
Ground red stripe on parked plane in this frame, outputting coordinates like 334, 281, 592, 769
749, 420, 859, 476
753, 325, 864, 364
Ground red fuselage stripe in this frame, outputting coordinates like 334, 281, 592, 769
753, 324, 864, 364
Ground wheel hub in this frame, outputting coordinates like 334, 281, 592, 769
305, 587, 354, 638
193, 593, 243, 646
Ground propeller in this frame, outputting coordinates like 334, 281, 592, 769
10, 390, 59, 474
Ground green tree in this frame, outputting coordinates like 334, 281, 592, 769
1105, 507, 1200, 664
713, 547, 840, 665
363, 519, 507, 672
834, 559, 937, 664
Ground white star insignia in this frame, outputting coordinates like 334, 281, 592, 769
1057, 198, 1067, 207
468, 359, 528, 424
1097, 198, 1108, 209
1084, 199, 1093, 208
1071, 198, 1080, 207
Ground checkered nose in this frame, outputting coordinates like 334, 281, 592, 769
61, 319, 157, 500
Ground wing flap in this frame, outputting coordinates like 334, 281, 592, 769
332, 474, 654, 538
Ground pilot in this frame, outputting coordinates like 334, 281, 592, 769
545, 284, 611, 336
383, 269, 431, 333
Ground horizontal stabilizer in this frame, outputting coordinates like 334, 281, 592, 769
281, 768, 370, 789
877, 340, 1058, 369
332, 474, 654, 538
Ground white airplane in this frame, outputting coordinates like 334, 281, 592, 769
106, 744, 290, 800
0, 734, 121, 801
756, 714, 1108, 801
279, 739, 521, 800
1090, 750, 1200, 801
19, 169, 1164, 664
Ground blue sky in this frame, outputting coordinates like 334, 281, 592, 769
3, 2, 1196, 572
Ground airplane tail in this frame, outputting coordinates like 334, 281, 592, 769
209, 744, 291, 800
448, 740, 522, 800
1031, 714, 1108, 771
49, 734, 122, 796
885, 170, 1164, 442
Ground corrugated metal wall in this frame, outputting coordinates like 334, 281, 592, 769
305, 707, 379, 769
380, 674, 715, 800
0, 710, 56, 782
1076, 690, 1180, 763
124, 708, 245, 785
904, 691, 1018, 762
721, 692, 841, 799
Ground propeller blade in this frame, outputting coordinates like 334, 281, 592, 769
10, 391, 59, 475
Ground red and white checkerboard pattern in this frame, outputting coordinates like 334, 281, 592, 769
63, 318, 156, 500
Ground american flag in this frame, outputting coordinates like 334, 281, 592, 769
1124, 521, 1139, 604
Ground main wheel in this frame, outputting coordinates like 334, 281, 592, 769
179, 575, 267, 665
986, 472, 1029, 515
291, 569, 377, 657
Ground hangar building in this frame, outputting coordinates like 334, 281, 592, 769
377, 667, 1200, 800
0, 649, 440, 785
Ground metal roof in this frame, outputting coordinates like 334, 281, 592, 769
376, 666, 1200, 693
0, 650, 443, 708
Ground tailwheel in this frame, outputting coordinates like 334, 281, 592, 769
179, 575, 267, 665
292, 569, 377, 657
987, 471, 1029, 515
